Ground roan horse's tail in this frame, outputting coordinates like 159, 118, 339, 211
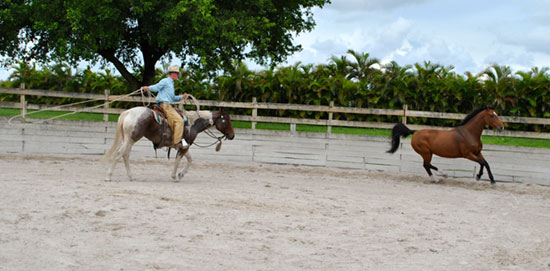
387, 123, 415, 154
101, 111, 128, 163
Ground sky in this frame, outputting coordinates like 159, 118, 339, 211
1, 0, 549, 80
274, 0, 550, 74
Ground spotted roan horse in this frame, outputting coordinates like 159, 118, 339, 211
102, 107, 235, 182
387, 105, 504, 185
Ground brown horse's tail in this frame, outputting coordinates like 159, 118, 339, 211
387, 123, 415, 154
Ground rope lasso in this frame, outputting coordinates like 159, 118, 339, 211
181, 94, 225, 151
182, 93, 201, 119
140, 87, 156, 106
8, 88, 146, 125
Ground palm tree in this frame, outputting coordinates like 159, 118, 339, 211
8, 62, 37, 87
276, 62, 305, 104
327, 55, 350, 78
379, 61, 413, 108
515, 67, 550, 118
481, 64, 515, 111
346, 49, 380, 81
215, 61, 254, 101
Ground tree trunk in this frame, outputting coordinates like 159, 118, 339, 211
99, 49, 141, 90
99, 46, 167, 90
142, 61, 156, 86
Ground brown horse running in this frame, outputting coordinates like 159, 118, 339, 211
387, 105, 504, 185
102, 106, 235, 182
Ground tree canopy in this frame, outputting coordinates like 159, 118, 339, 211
0, 0, 330, 89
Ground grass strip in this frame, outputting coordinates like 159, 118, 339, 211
2, 108, 549, 148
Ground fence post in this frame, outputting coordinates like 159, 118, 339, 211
252, 97, 257, 130
20, 83, 26, 120
104, 89, 110, 123
290, 123, 296, 133
402, 104, 408, 124
327, 101, 334, 135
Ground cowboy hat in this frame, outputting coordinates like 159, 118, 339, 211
168, 66, 180, 74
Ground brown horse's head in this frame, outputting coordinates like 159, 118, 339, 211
213, 109, 235, 140
483, 105, 504, 131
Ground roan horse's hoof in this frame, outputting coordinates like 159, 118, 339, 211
177, 172, 185, 182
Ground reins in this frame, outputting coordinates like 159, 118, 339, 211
193, 129, 226, 148
181, 94, 225, 149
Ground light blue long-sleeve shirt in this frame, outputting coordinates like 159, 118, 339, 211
149, 77, 182, 104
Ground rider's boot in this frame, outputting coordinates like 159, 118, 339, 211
174, 139, 189, 149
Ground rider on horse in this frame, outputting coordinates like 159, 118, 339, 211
142, 65, 189, 149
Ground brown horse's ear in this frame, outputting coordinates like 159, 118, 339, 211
486, 104, 495, 110
220, 108, 224, 114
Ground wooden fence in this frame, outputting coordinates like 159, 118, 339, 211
1, 116, 550, 185
1, 87, 550, 139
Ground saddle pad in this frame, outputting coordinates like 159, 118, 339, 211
152, 110, 163, 125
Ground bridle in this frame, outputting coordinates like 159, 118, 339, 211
192, 112, 230, 148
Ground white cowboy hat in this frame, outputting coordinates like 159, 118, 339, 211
168, 66, 180, 74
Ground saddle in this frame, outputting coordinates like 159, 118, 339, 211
150, 104, 188, 150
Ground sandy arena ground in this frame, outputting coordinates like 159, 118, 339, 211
1, 153, 550, 270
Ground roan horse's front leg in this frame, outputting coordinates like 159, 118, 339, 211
171, 149, 192, 182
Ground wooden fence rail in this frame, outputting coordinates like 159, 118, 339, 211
1, 87, 549, 139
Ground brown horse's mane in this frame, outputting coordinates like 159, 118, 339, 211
458, 105, 495, 126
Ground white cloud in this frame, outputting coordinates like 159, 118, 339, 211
284, 0, 550, 75
328, 0, 431, 12
3, 0, 550, 80
484, 49, 534, 70
291, 13, 478, 73
498, 25, 550, 55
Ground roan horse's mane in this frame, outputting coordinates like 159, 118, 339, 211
459, 105, 494, 126
184, 110, 214, 126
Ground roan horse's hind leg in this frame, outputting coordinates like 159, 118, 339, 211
120, 140, 135, 181
105, 140, 135, 182
106, 158, 118, 182
172, 149, 192, 182
106, 145, 124, 182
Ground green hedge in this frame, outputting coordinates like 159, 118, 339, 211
1, 60, 549, 132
